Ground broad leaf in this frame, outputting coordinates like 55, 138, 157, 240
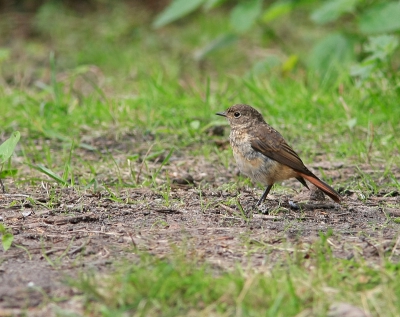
308, 33, 354, 74
0, 131, 21, 164
194, 33, 238, 60
230, 0, 263, 33
282, 55, 298, 73
364, 35, 399, 61
2, 233, 13, 251
204, 0, 227, 10
153, 0, 205, 28
350, 35, 399, 80
247, 55, 281, 76
263, 0, 293, 23
311, 0, 360, 24
359, 2, 400, 34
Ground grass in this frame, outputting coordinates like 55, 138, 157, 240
1, 1, 400, 316
73, 233, 400, 317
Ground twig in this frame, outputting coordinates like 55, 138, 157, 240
339, 96, 351, 120
44, 213, 99, 225
154, 208, 181, 214
335, 212, 350, 216
68, 238, 91, 255
126, 231, 137, 248
101, 247, 110, 258
45, 247, 66, 256
0, 193, 31, 198
252, 214, 282, 220
389, 236, 400, 262
70, 229, 124, 236
219, 203, 237, 215
293, 202, 338, 210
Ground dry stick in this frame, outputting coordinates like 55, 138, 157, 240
1, 193, 31, 198
68, 238, 91, 256
218, 203, 237, 215
154, 208, 181, 214
136, 143, 155, 184
101, 247, 110, 258
44, 213, 99, 225
389, 236, 400, 262
236, 274, 257, 304
70, 229, 124, 236
126, 231, 137, 248
252, 214, 282, 220
339, 96, 352, 120
45, 247, 66, 256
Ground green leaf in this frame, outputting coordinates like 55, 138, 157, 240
359, 2, 400, 34
34, 164, 69, 186
153, 0, 205, 28
308, 33, 354, 74
311, 0, 360, 24
194, 33, 238, 60
2, 233, 14, 251
0, 131, 21, 164
350, 63, 375, 79
262, 0, 293, 23
230, 0, 263, 33
350, 35, 399, 80
204, 0, 227, 10
364, 35, 399, 61
282, 54, 298, 73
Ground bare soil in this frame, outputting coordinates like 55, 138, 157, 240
1, 135, 400, 316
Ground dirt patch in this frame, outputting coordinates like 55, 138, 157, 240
1, 147, 400, 315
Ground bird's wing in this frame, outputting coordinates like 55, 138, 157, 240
250, 124, 341, 203
250, 125, 313, 176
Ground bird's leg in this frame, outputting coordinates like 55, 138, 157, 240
256, 184, 273, 206
0, 178, 4, 193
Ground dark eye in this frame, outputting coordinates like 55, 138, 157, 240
234, 112, 241, 118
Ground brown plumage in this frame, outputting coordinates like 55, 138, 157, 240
216, 104, 341, 205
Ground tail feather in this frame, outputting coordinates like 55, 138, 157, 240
297, 172, 341, 203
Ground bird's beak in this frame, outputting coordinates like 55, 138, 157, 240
216, 111, 227, 117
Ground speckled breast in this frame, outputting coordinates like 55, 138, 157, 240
229, 130, 275, 185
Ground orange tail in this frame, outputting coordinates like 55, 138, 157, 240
297, 172, 341, 203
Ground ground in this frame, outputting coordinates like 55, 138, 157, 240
1, 133, 399, 316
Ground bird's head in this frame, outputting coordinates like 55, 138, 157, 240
216, 104, 265, 127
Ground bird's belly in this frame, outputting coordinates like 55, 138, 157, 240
232, 146, 297, 185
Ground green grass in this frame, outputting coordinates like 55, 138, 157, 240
1, 2, 400, 316
73, 233, 400, 317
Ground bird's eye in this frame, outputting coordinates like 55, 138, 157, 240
234, 112, 241, 118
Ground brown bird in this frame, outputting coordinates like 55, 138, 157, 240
216, 104, 341, 205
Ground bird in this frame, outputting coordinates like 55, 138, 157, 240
216, 104, 341, 205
